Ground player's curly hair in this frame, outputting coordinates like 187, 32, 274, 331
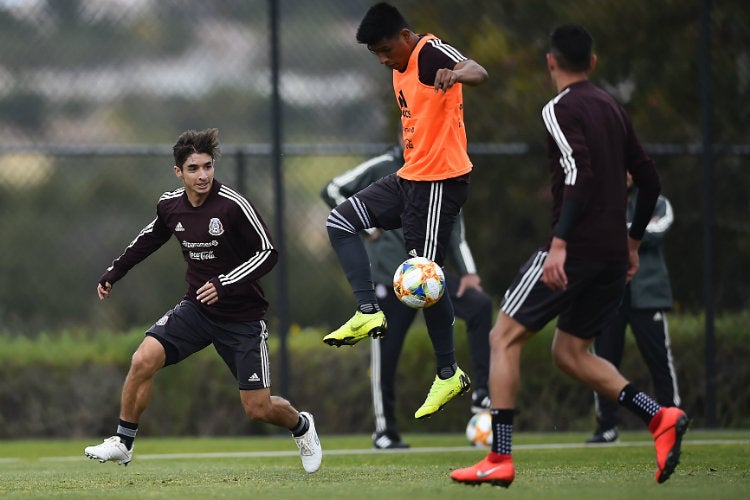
356, 2, 409, 46
173, 128, 221, 169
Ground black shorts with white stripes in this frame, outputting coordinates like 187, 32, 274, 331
146, 300, 271, 390
500, 251, 627, 339
348, 173, 469, 265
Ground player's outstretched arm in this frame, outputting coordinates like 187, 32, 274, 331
453, 59, 488, 86
434, 60, 488, 93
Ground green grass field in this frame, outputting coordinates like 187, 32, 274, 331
1, 430, 747, 499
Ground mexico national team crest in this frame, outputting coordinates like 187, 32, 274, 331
208, 217, 224, 236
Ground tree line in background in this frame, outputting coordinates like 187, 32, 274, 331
0, 0, 747, 334
401, 0, 748, 316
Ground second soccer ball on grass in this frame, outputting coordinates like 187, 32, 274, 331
392, 256, 445, 309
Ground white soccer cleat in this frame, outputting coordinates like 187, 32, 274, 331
84, 436, 133, 466
293, 412, 322, 473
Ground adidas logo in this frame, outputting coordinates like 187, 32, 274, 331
175, 222, 185, 232
374, 434, 394, 449
601, 429, 618, 442
247, 373, 260, 382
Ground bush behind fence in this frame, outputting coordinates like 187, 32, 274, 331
0, 313, 747, 439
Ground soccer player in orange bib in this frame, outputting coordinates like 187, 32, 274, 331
323, 3, 488, 419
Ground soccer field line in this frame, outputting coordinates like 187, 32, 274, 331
16, 438, 746, 463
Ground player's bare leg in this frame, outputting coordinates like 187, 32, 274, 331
552, 328, 688, 483
240, 388, 301, 428
550, 329, 628, 399
489, 312, 535, 409
450, 312, 530, 487
120, 336, 166, 422
85, 336, 164, 466
241, 388, 322, 473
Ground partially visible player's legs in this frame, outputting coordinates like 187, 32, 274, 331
222, 319, 321, 473
240, 389, 322, 473
414, 292, 471, 419
120, 336, 165, 423
489, 313, 533, 409
371, 284, 415, 448
326, 197, 379, 310
240, 389, 303, 427
324, 192, 395, 346
589, 303, 627, 442
453, 255, 688, 486
423, 293, 456, 370
552, 328, 688, 483
401, 178, 471, 419
84, 335, 165, 466
452, 250, 556, 487
450, 311, 529, 487
553, 260, 687, 482
630, 309, 681, 407
448, 273, 492, 412
553, 329, 633, 400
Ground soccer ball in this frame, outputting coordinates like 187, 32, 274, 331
392, 256, 445, 309
466, 410, 493, 447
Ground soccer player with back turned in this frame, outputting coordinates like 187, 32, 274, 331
323, 2, 488, 420
450, 25, 688, 487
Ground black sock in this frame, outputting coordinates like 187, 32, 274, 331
358, 302, 381, 314
116, 419, 138, 450
490, 409, 515, 455
617, 383, 661, 425
290, 413, 309, 437
438, 362, 457, 380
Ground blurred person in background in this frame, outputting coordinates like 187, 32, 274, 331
84, 128, 322, 473
322, 144, 492, 449
323, 2, 488, 420
588, 175, 680, 443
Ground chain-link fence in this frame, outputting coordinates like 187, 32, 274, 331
0, 0, 748, 338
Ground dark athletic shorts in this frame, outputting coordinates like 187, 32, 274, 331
146, 300, 271, 390
500, 250, 627, 339
352, 172, 469, 265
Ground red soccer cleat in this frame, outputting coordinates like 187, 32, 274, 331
649, 406, 689, 483
450, 455, 515, 488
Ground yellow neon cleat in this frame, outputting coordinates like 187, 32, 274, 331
323, 310, 387, 347
414, 367, 471, 419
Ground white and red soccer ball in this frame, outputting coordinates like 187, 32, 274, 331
392, 256, 446, 309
